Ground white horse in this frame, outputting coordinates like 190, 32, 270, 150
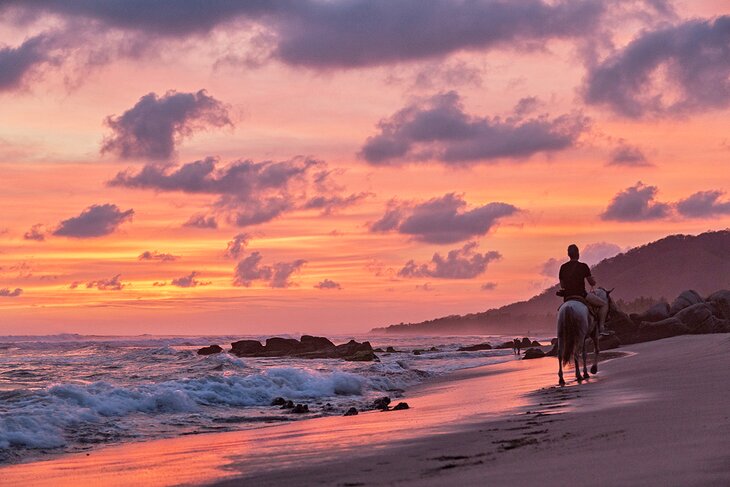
556, 288, 614, 386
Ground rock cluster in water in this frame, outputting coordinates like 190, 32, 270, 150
196, 335, 378, 361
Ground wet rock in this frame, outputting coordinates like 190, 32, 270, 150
280, 400, 295, 409
271, 397, 287, 406
265, 337, 302, 354
429, 347, 438, 351
386, 346, 397, 353
669, 290, 704, 316
346, 350, 378, 362
530, 340, 541, 346
373, 396, 391, 410
457, 343, 492, 352
412, 350, 422, 355
586, 334, 621, 351
545, 338, 558, 357
635, 317, 689, 342
392, 402, 410, 410
522, 348, 545, 360
606, 311, 639, 344
373, 348, 384, 352
630, 301, 670, 324
230, 339, 264, 356
520, 337, 532, 347
675, 303, 720, 334
344, 407, 358, 416
197, 344, 222, 355
706, 290, 730, 320
291, 404, 309, 414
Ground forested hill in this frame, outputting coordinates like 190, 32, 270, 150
370, 230, 730, 335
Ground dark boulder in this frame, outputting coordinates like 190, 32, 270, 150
291, 404, 309, 414
386, 346, 397, 353
197, 344, 222, 355
271, 397, 287, 406
635, 317, 689, 342
429, 347, 438, 351
280, 400, 295, 409
630, 301, 670, 324
392, 402, 410, 410
586, 334, 621, 352
520, 337, 532, 347
230, 339, 265, 356
675, 303, 721, 334
606, 310, 639, 343
373, 396, 391, 410
706, 290, 730, 320
412, 350, 422, 355
344, 407, 358, 416
457, 342, 492, 352
669, 290, 703, 316
496, 341, 515, 349
300, 335, 335, 351
545, 338, 558, 357
530, 340, 541, 346
346, 350, 378, 362
265, 337, 302, 355
522, 348, 545, 360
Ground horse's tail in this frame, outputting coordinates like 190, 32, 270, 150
560, 306, 579, 366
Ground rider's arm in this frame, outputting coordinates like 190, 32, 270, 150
586, 275, 596, 290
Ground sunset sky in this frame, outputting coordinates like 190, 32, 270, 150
1, 1, 729, 335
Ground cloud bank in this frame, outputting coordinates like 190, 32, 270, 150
233, 252, 306, 288
398, 242, 501, 279
600, 182, 670, 221
53, 204, 134, 238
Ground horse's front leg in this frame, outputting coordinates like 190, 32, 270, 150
591, 331, 599, 375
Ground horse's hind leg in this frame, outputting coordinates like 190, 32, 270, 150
558, 341, 565, 386
582, 344, 589, 379
574, 353, 582, 382
590, 333, 599, 375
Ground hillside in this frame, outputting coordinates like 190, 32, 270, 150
371, 230, 730, 335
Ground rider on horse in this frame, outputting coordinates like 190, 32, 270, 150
557, 244, 611, 336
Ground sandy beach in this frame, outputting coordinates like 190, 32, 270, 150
1, 334, 728, 486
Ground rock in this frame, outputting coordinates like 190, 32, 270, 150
635, 317, 689, 342
706, 290, 730, 320
412, 350, 422, 355
373, 396, 391, 410
300, 335, 336, 351
197, 344, 222, 355
392, 402, 409, 410
530, 340, 541, 346
545, 338, 558, 357
674, 303, 720, 334
265, 337, 302, 355
630, 301, 670, 324
271, 397, 287, 406
669, 290, 704, 316
291, 404, 309, 414
386, 346, 397, 353
230, 339, 264, 356
429, 347, 438, 351
344, 407, 358, 416
457, 342, 492, 351
522, 348, 545, 360
280, 400, 294, 409
520, 337, 532, 347
496, 341, 514, 349
345, 350, 378, 362
373, 348, 384, 352
606, 311, 639, 344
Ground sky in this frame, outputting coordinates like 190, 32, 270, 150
1, 0, 729, 335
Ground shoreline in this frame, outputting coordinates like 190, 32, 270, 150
1, 335, 728, 486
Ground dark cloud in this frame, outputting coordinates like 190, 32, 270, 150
0, 288, 23, 297
600, 182, 670, 221
138, 250, 178, 262
314, 279, 341, 290
676, 190, 730, 218
101, 90, 231, 161
360, 91, 588, 165
609, 142, 650, 166
584, 16, 730, 117
398, 242, 501, 279
23, 224, 46, 241
371, 193, 518, 244
183, 214, 218, 229
53, 204, 134, 238
481, 282, 497, 291
224, 233, 250, 259
0, 34, 50, 91
512, 96, 541, 117
273, 0, 605, 69
110, 156, 360, 227
171, 271, 210, 288
73, 274, 125, 291
233, 252, 305, 288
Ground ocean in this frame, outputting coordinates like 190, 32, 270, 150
0, 333, 547, 465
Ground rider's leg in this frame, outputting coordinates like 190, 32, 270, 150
585, 293, 609, 335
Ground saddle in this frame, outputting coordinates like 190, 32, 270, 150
556, 291, 598, 321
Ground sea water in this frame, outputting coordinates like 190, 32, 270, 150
0, 334, 547, 464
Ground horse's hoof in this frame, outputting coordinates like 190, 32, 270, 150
559, 378, 565, 386
576, 376, 583, 383
583, 373, 590, 380
590, 365, 597, 374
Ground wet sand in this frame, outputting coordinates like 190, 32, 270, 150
1, 334, 728, 486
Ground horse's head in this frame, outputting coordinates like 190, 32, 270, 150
599, 287, 617, 319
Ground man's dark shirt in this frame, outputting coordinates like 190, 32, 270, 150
559, 260, 591, 298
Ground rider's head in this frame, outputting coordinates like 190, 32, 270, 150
567, 244, 579, 260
